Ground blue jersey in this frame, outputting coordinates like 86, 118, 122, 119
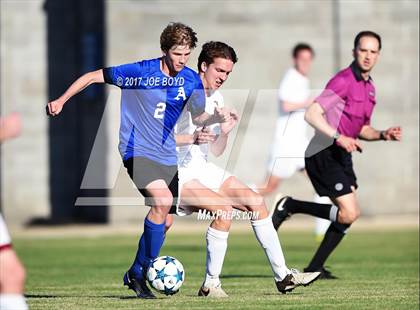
103, 58, 205, 165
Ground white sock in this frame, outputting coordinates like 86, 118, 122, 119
0, 294, 28, 310
204, 226, 229, 288
251, 216, 289, 281
313, 194, 332, 235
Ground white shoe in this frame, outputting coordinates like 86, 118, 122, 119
198, 283, 229, 298
275, 268, 321, 293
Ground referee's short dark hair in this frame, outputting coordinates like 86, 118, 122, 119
292, 43, 314, 58
354, 31, 382, 50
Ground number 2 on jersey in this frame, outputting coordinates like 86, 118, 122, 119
154, 102, 166, 119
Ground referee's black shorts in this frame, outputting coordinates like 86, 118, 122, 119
305, 136, 358, 199
123, 156, 179, 213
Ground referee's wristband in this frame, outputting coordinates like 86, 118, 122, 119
379, 130, 387, 141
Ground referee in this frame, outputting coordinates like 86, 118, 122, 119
272, 31, 402, 279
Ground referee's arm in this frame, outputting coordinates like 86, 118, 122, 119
305, 102, 362, 153
358, 126, 383, 141
359, 125, 402, 141
304, 102, 337, 138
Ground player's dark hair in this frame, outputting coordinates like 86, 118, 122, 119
160, 22, 197, 52
197, 41, 238, 72
292, 43, 314, 58
354, 31, 382, 50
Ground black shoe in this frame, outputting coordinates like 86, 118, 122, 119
123, 271, 156, 299
275, 274, 295, 294
271, 196, 292, 230
304, 266, 338, 280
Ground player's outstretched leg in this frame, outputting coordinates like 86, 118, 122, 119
219, 177, 320, 293
303, 192, 359, 279
179, 180, 232, 297
271, 195, 340, 230
124, 181, 174, 299
198, 224, 230, 298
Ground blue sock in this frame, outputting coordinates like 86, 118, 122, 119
129, 217, 166, 279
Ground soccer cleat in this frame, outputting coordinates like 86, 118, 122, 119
198, 284, 229, 298
304, 266, 338, 280
123, 271, 156, 299
276, 269, 321, 294
269, 193, 285, 217
271, 196, 292, 230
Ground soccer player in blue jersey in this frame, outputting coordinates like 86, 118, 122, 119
47, 22, 230, 299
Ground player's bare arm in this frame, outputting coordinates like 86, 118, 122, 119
282, 99, 313, 112
46, 69, 105, 116
358, 125, 402, 141
305, 102, 362, 153
210, 109, 238, 157
192, 106, 232, 127
175, 128, 217, 146
175, 135, 196, 146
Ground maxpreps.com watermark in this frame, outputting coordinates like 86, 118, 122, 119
197, 209, 259, 221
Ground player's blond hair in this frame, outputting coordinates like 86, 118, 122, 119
160, 22, 197, 52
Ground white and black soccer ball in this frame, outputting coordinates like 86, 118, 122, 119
146, 256, 185, 295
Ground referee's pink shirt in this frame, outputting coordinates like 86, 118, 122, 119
315, 62, 376, 139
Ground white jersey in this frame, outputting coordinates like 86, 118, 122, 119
176, 90, 224, 168
175, 90, 232, 216
276, 67, 310, 140
267, 67, 311, 178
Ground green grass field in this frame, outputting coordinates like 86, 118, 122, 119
15, 229, 418, 309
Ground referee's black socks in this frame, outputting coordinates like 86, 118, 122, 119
285, 198, 339, 222
305, 222, 350, 271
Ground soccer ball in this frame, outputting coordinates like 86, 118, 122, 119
146, 256, 185, 295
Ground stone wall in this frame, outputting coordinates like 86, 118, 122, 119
1, 0, 49, 226
1, 0, 418, 227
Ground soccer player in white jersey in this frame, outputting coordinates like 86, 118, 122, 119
165, 41, 320, 297
258, 43, 332, 239
0, 113, 28, 310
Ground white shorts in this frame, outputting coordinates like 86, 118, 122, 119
176, 162, 232, 216
0, 213, 12, 249
267, 137, 309, 179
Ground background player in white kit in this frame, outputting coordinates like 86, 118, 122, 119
0, 113, 28, 310
166, 41, 320, 297
258, 43, 332, 239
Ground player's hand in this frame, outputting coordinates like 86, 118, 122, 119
220, 108, 239, 135
383, 126, 402, 141
228, 108, 239, 121
193, 127, 217, 145
336, 135, 363, 153
214, 107, 231, 123
46, 99, 64, 116
0, 112, 22, 141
